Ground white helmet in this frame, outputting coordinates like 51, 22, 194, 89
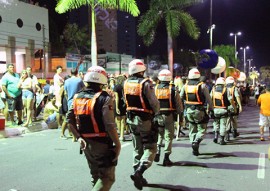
188, 68, 201, 79
215, 77, 225, 85
158, 69, 172, 82
225, 76, 235, 84
128, 59, 146, 75
84, 66, 107, 85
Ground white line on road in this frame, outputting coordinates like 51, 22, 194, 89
121, 142, 131, 148
257, 153, 265, 179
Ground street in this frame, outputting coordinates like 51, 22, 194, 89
1, 101, 269, 191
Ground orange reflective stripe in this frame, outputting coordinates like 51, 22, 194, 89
155, 84, 175, 111
74, 91, 104, 135
90, 92, 102, 134
213, 86, 226, 108
185, 82, 203, 105
139, 79, 148, 109
124, 78, 153, 114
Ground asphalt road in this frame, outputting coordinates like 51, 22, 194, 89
1, 100, 269, 191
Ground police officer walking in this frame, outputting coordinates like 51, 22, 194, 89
66, 66, 121, 191
154, 69, 183, 166
124, 59, 160, 190
210, 77, 232, 145
180, 68, 213, 156
225, 76, 242, 139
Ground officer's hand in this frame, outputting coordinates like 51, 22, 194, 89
78, 137, 87, 150
116, 108, 120, 115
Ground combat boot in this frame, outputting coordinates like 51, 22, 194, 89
192, 142, 199, 156
225, 131, 230, 141
163, 153, 173, 166
154, 144, 161, 162
233, 129, 239, 138
213, 131, 219, 143
130, 165, 147, 190
220, 136, 227, 145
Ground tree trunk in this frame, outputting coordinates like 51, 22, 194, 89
167, 34, 173, 78
91, 7, 97, 66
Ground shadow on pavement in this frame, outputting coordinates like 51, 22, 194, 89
145, 183, 222, 191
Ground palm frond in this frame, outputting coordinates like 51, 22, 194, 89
165, 10, 181, 38
56, 0, 139, 16
177, 11, 200, 39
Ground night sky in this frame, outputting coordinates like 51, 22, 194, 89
41, 0, 270, 69
185, 0, 270, 69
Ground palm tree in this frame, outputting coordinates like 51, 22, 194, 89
55, 0, 140, 66
137, 0, 202, 75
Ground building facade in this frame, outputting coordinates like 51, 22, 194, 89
0, 0, 49, 74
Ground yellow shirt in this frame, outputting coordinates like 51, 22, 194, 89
258, 92, 270, 116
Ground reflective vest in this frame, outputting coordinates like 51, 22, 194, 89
155, 83, 176, 112
124, 78, 153, 114
212, 85, 229, 108
227, 85, 236, 103
73, 91, 107, 138
185, 81, 204, 105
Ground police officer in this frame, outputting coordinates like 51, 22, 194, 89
180, 68, 213, 156
66, 66, 121, 191
210, 77, 231, 145
124, 59, 160, 190
154, 69, 183, 166
225, 76, 242, 139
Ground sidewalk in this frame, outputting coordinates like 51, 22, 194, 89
0, 116, 47, 139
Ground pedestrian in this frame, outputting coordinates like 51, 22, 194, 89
17, 69, 34, 127
43, 94, 59, 129
26, 66, 41, 122
53, 65, 64, 108
43, 80, 50, 95
123, 59, 160, 190
64, 68, 84, 110
66, 66, 121, 191
180, 68, 214, 156
154, 69, 183, 166
1, 64, 23, 126
210, 77, 232, 145
225, 76, 242, 139
113, 75, 127, 141
257, 84, 270, 141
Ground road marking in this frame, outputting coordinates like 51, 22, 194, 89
257, 153, 265, 179
121, 142, 131, 148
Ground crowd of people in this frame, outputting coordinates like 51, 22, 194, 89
1, 61, 269, 191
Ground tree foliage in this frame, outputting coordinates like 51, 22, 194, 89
63, 23, 91, 54
137, 0, 202, 74
213, 44, 240, 68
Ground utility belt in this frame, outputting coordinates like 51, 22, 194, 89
214, 113, 228, 119
127, 111, 153, 121
186, 104, 205, 111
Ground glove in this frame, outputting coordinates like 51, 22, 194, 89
208, 110, 214, 119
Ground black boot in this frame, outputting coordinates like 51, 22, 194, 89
133, 165, 147, 186
233, 129, 239, 138
213, 131, 219, 143
192, 142, 199, 156
163, 153, 173, 166
220, 136, 227, 145
130, 165, 147, 190
225, 131, 230, 141
154, 145, 161, 162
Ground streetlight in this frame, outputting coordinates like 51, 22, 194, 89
240, 46, 249, 75
230, 32, 242, 59
208, 24, 215, 49
247, 58, 253, 76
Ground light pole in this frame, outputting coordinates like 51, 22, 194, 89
240, 46, 249, 75
230, 32, 242, 60
247, 58, 253, 76
208, 0, 215, 49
